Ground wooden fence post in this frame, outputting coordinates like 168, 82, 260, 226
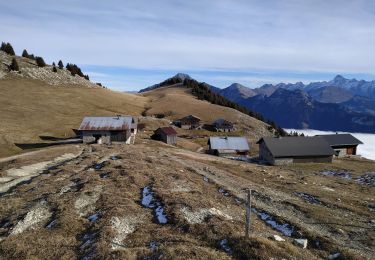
245, 188, 252, 238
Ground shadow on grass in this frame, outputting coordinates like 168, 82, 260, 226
15, 139, 82, 150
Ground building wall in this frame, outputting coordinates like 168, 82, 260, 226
181, 124, 200, 130
110, 131, 127, 142
332, 145, 357, 157
293, 156, 333, 163
215, 127, 234, 132
82, 131, 111, 144
82, 130, 136, 145
167, 135, 177, 145
273, 156, 332, 165
273, 158, 293, 165
209, 149, 248, 157
258, 142, 275, 165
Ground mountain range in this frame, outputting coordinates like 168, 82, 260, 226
209, 75, 375, 133
141, 74, 375, 133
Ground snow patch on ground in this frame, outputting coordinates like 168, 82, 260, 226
0, 153, 79, 194
170, 181, 191, 192
74, 185, 103, 217
180, 207, 233, 224
110, 216, 143, 249
11, 203, 52, 235
59, 181, 76, 195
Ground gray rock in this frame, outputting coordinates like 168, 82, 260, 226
293, 238, 308, 249
271, 235, 285, 242
327, 252, 341, 259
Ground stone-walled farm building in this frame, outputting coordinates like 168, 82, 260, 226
153, 127, 177, 145
212, 118, 234, 132
318, 134, 362, 157
79, 116, 137, 145
208, 136, 250, 156
257, 136, 334, 165
176, 115, 201, 129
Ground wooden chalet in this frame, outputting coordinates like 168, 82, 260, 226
212, 118, 234, 132
176, 115, 201, 129
208, 136, 249, 156
78, 116, 137, 145
153, 127, 177, 145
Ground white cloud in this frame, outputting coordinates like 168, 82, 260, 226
1, 0, 374, 74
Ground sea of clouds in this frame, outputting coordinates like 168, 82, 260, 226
285, 129, 375, 161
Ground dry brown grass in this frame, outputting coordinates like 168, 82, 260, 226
141, 85, 272, 141
0, 78, 147, 157
1, 142, 352, 259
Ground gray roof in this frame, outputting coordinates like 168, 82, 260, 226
257, 136, 334, 157
317, 134, 363, 146
78, 116, 136, 131
213, 118, 233, 127
208, 136, 249, 151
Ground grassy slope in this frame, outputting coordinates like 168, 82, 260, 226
0, 77, 147, 157
0, 79, 272, 158
141, 84, 272, 145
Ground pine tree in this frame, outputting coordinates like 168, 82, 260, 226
52, 62, 56, 67
58, 60, 64, 69
52, 66, 57, 72
9, 58, 19, 71
0, 42, 15, 55
22, 49, 29, 58
35, 56, 46, 67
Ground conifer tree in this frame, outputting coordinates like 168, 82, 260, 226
58, 60, 64, 69
35, 56, 46, 67
22, 49, 29, 58
52, 66, 57, 72
9, 58, 19, 71
0, 42, 15, 55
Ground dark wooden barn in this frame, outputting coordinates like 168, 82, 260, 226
257, 136, 334, 165
153, 127, 177, 145
212, 118, 234, 132
176, 115, 201, 129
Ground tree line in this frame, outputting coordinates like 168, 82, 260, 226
1, 41, 89, 80
182, 78, 287, 136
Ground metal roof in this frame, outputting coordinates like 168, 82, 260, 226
213, 118, 233, 127
155, 127, 177, 135
208, 136, 249, 151
180, 115, 201, 122
257, 136, 334, 158
317, 134, 363, 146
78, 116, 135, 131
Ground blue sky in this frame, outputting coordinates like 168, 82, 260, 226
1, 0, 375, 91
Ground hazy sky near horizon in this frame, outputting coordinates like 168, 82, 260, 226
1, 0, 375, 90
